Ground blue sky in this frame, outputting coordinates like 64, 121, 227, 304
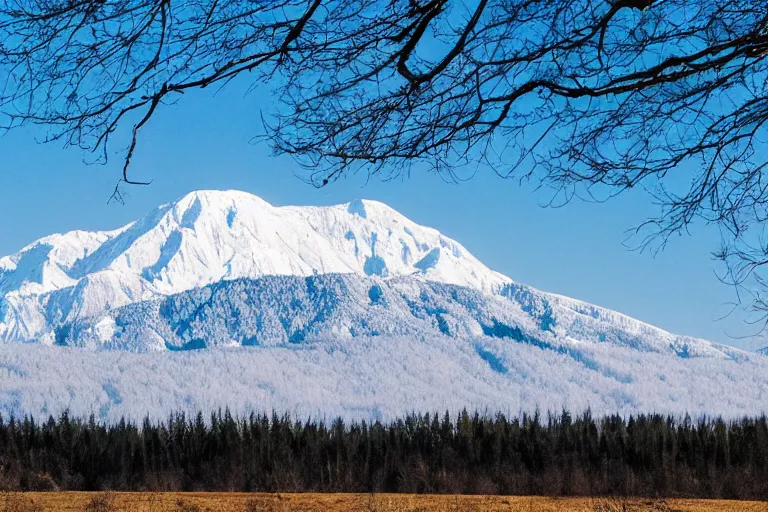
0, 81, 756, 349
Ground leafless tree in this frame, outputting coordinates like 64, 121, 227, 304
1, 0, 768, 325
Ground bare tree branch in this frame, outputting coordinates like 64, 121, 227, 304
3, 0, 768, 327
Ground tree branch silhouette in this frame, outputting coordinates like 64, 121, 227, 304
2, 0, 768, 326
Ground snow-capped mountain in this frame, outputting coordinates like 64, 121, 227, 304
0, 189, 742, 356
1, 189, 767, 421
0, 190, 507, 344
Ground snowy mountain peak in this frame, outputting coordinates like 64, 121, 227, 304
2, 193, 764, 422
0, 189, 743, 364
0, 190, 508, 342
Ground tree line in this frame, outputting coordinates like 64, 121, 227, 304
0, 410, 766, 499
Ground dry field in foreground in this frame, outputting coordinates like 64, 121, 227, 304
2, 493, 767, 512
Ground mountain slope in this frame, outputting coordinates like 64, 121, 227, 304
0, 190, 507, 343
1, 189, 767, 421
1, 335, 766, 423
58, 273, 740, 361
0, 189, 742, 360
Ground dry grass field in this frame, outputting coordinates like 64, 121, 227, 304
1, 493, 766, 512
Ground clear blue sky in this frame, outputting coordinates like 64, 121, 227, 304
0, 81, 757, 349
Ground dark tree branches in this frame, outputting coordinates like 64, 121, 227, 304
2, 1, 768, 324
0, 0, 326, 202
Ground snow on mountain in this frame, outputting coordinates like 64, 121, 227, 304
1, 189, 767, 421
0, 189, 736, 359
1, 335, 766, 423
57, 274, 739, 362
0, 190, 507, 343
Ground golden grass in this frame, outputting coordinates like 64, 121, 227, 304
1, 492, 766, 512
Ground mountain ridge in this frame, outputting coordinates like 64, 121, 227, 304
1, 189, 767, 421
0, 189, 759, 358
0, 190, 508, 343
57, 273, 744, 361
